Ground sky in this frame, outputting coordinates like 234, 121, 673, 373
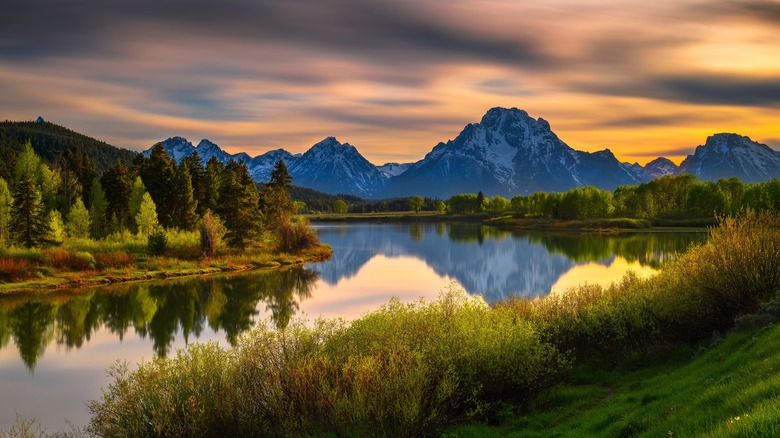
1, 0, 779, 166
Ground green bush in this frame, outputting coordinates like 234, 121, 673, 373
147, 227, 168, 256
277, 217, 320, 253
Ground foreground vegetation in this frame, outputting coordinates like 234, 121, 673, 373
450, 321, 780, 437
78, 211, 780, 437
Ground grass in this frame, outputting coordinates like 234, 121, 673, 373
446, 322, 780, 437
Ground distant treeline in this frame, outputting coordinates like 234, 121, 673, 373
0, 120, 136, 181
445, 175, 780, 220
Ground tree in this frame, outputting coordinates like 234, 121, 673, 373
10, 142, 50, 248
409, 196, 424, 213
66, 198, 91, 239
476, 191, 485, 212
127, 176, 147, 233
47, 210, 65, 244
202, 157, 224, 214
0, 178, 12, 245
89, 179, 108, 239
135, 192, 159, 236
100, 161, 132, 231
140, 143, 176, 228
169, 163, 198, 230
182, 151, 207, 216
218, 162, 261, 250
199, 210, 226, 259
333, 199, 348, 214
436, 200, 446, 214
263, 160, 294, 235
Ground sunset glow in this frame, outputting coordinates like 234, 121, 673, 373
2, 0, 779, 165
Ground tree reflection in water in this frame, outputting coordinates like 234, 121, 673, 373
0, 266, 319, 370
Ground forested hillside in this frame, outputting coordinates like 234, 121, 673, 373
0, 119, 136, 180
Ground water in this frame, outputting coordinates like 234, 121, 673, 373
0, 223, 706, 430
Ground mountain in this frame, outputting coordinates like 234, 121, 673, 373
678, 133, 780, 183
378, 162, 413, 178
380, 107, 642, 198
0, 119, 136, 180
249, 149, 300, 181
642, 157, 680, 180
142, 137, 300, 183
287, 137, 387, 197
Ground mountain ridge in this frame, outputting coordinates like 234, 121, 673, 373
135, 107, 780, 198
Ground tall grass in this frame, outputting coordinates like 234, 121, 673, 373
86, 211, 780, 436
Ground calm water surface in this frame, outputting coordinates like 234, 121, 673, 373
0, 223, 706, 430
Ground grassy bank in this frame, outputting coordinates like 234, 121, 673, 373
449, 321, 780, 437
0, 231, 332, 294
76, 211, 780, 437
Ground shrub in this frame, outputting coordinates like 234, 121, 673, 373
94, 250, 135, 270
277, 217, 320, 253
43, 248, 96, 271
199, 210, 226, 259
147, 227, 168, 256
0, 257, 37, 281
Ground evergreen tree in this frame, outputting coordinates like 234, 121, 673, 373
140, 143, 176, 228
66, 198, 91, 239
170, 163, 198, 230
436, 200, 447, 214
182, 151, 207, 216
218, 162, 260, 250
61, 146, 96, 207
263, 160, 294, 234
100, 160, 133, 231
203, 157, 224, 214
476, 191, 485, 212
89, 179, 108, 239
0, 178, 12, 245
10, 142, 51, 248
135, 192, 159, 236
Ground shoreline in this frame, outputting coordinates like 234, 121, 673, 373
0, 244, 332, 295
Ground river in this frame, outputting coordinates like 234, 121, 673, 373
0, 223, 706, 431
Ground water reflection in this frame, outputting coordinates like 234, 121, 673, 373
0, 267, 318, 370
312, 223, 706, 303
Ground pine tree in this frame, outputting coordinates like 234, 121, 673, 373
217, 162, 260, 250
182, 151, 207, 216
140, 143, 175, 228
0, 177, 12, 246
100, 161, 133, 231
263, 160, 293, 234
89, 179, 108, 239
135, 192, 159, 236
66, 198, 91, 239
10, 142, 51, 248
170, 163, 198, 230
203, 157, 224, 214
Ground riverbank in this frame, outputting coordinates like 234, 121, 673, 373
0, 242, 332, 295
82, 211, 780, 437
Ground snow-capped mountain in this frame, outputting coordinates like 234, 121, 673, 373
144, 111, 780, 199
380, 107, 642, 198
678, 133, 780, 183
249, 149, 301, 182
377, 162, 413, 178
287, 137, 387, 197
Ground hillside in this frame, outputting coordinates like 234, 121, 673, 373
0, 118, 136, 180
